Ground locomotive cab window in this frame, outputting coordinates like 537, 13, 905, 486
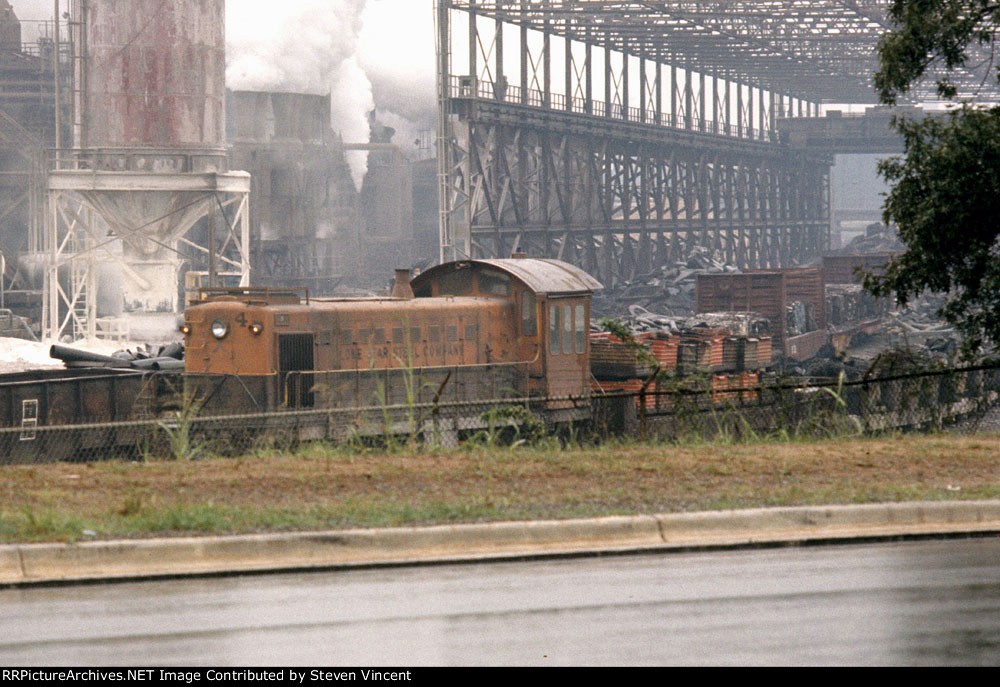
575, 305, 586, 354
549, 305, 560, 355
478, 269, 510, 296
521, 292, 537, 336
439, 268, 473, 295
562, 305, 573, 354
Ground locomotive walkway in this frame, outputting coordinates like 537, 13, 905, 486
2, 501, 999, 587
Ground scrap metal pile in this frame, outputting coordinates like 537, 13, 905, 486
829, 223, 905, 256
591, 247, 737, 320
590, 246, 822, 343
826, 284, 890, 328
50, 342, 185, 370
587, 243, 974, 398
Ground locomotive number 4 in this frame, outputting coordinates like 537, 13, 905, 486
235, 312, 248, 327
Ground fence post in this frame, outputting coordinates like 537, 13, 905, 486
639, 389, 647, 441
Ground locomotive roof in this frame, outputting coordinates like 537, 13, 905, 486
413, 258, 603, 296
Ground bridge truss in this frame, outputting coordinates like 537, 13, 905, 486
434, 1, 994, 285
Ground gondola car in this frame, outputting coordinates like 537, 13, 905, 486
182, 258, 603, 437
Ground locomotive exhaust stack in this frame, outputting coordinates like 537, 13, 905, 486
391, 270, 415, 300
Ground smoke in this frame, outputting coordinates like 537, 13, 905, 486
227, 0, 437, 187
227, 0, 372, 185
357, 0, 436, 126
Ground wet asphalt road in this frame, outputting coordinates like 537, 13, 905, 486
1, 538, 998, 666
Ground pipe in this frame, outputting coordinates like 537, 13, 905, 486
132, 357, 184, 371
50, 344, 124, 366
342, 143, 398, 152
53, 0, 62, 155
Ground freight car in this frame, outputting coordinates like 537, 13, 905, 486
0, 367, 181, 464
182, 258, 603, 441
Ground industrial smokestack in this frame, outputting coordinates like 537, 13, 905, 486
391, 269, 414, 299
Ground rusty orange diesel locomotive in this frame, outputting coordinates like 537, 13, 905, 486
182, 258, 603, 425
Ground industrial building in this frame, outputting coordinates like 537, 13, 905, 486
0, 0, 437, 343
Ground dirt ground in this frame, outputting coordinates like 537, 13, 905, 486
1, 434, 998, 543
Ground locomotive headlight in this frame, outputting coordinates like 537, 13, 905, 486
180, 325, 191, 335
211, 320, 228, 339
249, 323, 263, 335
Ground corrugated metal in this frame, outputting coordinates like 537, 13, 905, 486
82, 0, 226, 148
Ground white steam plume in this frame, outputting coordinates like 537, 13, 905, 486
227, 0, 375, 186
227, 0, 437, 187
358, 0, 436, 126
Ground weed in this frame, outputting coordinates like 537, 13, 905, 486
15, 507, 90, 543
156, 393, 206, 462
470, 404, 546, 448
118, 491, 145, 517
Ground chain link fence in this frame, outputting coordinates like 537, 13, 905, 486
624, 363, 1000, 443
2, 363, 999, 465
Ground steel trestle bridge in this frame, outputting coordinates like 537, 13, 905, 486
434, 1, 1000, 286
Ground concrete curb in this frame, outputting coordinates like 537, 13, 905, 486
2, 500, 999, 586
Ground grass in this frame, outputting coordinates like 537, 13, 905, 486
0, 433, 998, 544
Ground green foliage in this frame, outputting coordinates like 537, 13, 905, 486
156, 393, 205, 462
597, 317, 667, 398
471, 404, 547, 448
875, 0, 999, 104
870, 1, 1000, 356
866, 107, 1000, 356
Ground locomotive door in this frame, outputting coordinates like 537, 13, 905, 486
279, 333, 315, 408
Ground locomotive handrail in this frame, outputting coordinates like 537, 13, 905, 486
280, 362, 538, 411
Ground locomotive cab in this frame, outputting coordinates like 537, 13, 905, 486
411, 258, 602, 401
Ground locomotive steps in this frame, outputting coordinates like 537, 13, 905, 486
3, 501, 1000, 586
